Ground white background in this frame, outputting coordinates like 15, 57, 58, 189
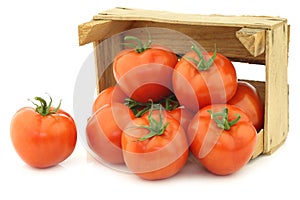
0, 0, 299, 199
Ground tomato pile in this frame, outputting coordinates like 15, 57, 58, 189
9, 33, 263, 179
86, 35, 264, 180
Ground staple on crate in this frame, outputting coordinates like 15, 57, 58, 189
236, 28, 266, 57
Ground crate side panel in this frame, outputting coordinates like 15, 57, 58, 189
264, 23, 289, 153
129, 21, 265, 64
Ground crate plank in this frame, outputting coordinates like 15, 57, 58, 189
94, 7, 286, 28
78, 20, 133, 46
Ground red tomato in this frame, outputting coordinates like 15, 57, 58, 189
122, 108, 189, 180
228, 81, 264, 131
113, 36, 178, 103
86, 103, 135, 164
10, 96, 77, 168
92, 86, 127, 113
188, 104, 257, 175
173, 45, 237, 112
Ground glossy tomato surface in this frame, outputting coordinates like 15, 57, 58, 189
113, 45, 178, 103
122, 109, 189, 180
173, 50, 237, 112
10, 106, 77, 168
86, 103, 135, 164
188, 104, 257, 175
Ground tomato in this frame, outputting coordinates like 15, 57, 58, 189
188, 104, 257, 175
122, 107, 189, 180
113, 35, 178, 103
92, 85, 127, 113
86, 103, 135, 164
173, 45, 238, 112
228, 81, 264, 131
10, 96, 77, 168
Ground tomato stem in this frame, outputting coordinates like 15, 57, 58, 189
163, 94, 179, 111
208, 107, 240, 130
123, 31, 152, 53
185, 43, 217, 71
124, 94, 179, 117
124, 98, 152, 117
136, 104, 169, 141
29, 95, 61, 116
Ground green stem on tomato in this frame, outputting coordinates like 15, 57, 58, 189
185, 43, 217, 71
136, 104, 169, 141
124, 94, 179, 117
123, 31, 152, 53
163, 94, 179, 111
29, 95, 61, 116
208, 107, 240, 131
124, 98, 151, 117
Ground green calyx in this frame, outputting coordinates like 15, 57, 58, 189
29, 95, 61, 116
124, 94, 179, 117
208, 107, 240, 131
135, 104, 169, 142
185, 44, 217, 71
123, 32, 152, 53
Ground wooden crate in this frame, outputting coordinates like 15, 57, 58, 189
78, 7, 289, 159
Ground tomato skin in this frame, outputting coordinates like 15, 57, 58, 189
122, 110, 189, 180
113, 46, 178, 103
173, 51, 237, 112
10, 107, 77, 168
188, 104, 257, 175
92, 86, 127, 113
228, 81, 264, 131
86, 103, 135, 164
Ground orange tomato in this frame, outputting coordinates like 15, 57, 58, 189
188, 104, 257, 175
173, 45, 237, 112
86, 103, 135, 164
122, 108, 189, 180
113, 36, 178, 103
10, 96, 77, 168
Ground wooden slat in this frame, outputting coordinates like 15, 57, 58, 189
94, 7, 287, 29
264, 23, 289, 153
